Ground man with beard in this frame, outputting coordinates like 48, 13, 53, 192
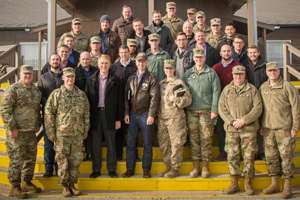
212, 44, 242, 161
38, 54, 64, 177
244, 45, 268, 161
41, 45, 76, 74
182, 21, 194, 47
145, 10, 173, 53
92, 15, 122, 63
217, 23, 236, 52
128, 19, 151, 54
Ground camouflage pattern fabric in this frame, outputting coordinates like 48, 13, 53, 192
192, 24, 211, 36
162, 15, 184, 41
54, 136, 84, 184
0, 62, 8, 77
1, 80, 42, 132
5, 131, 37, 186
58, 31, 89, 53
186, 110, 215, 161
157, 77, 192, 170
263, 128, 295, 179
44, 85, 90, 185
1, 80, 41, 186
225, 131, 257, 178
205, 31, 226, 49
90, 52, 101, 67
158, 118, 187, 170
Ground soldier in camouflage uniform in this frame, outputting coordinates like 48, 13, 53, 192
158, 59, 192, 178
260, 62, 300, 199
185, 8, 197, 27
192, 11, 211, 36
89, 36, 102, 67
58, 18, 89, 53
183, 48, 221, 178
206, 18, 226, 49
162, 2, 184, 42
218, 65, 262, 195
44, 67, 90, 197
1, 65, 42, 199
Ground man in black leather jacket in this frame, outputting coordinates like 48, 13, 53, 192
37, 53, 64, 178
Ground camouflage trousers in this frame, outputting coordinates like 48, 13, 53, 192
225, 131, 257, 178
54, 136, 84, 185
263, 128, 295, 179
186, 110, 214, 161
158, 117, 187, 170
5, 131, 37, 186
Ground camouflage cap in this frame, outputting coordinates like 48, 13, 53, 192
72, 18, 82, 24
211, 18, 221, 26
187, 8, 196, 14
196, 11, 205, 18
232, 65, 246, 74
164, 59, 176, 68
136, 52, 148, 61
90, 36, 101, 43
266, 62, 279, 70
127, 38, 137, 47
148, 33, 160, 41
63, 67, 76, 76
193, 48, 205, 57
166, 2, 176, 8
20, 65, 33, 74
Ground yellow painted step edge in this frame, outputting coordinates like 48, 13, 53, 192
0, 171, 299, 191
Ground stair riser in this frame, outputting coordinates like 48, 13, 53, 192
0, 171, 299, 191
1, 155, 299, 174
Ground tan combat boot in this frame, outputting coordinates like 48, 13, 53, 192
164, 168, 179, 178
9, 185, 28, 199
281, 179, 292, 199
158, 165, 171, 177
225, 175, 239, 194
69, 182, 81, 196
62, 184, 72, 197
21, 181, 41, 193
190, 160, 200, 178
201, 161, 210, 178
263, 176, 280, 194
244, 175, 255, 195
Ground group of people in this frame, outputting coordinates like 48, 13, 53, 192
1, 1, 299, 199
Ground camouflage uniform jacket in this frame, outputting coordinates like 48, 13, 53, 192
158, 77, 192, 119
192, 24, 211, 36
44, 85, 90, 141
185, 19, 197, 27
162, 14, 184, 41
90, 52, 102, 67
205, 31, 226, 49
260, 77, 300, 131
58, 31, 89, 53
1, 80, 41, 132
219, 80, 262, 133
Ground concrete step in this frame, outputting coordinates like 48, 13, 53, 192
0, 166, 299, 191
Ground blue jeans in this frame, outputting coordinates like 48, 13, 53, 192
43, 125, 58, 172
126, 112, 154, 171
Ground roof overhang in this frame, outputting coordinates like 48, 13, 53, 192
233, 16, 275, 36
57, 0, 77, 14
229, 0, 247, 13
30, 18, 72, 39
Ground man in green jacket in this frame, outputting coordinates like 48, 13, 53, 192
146, 33, 171, 81
218, 65, 262, 195
183, 48, 221, 178
260, 62, 300, 199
